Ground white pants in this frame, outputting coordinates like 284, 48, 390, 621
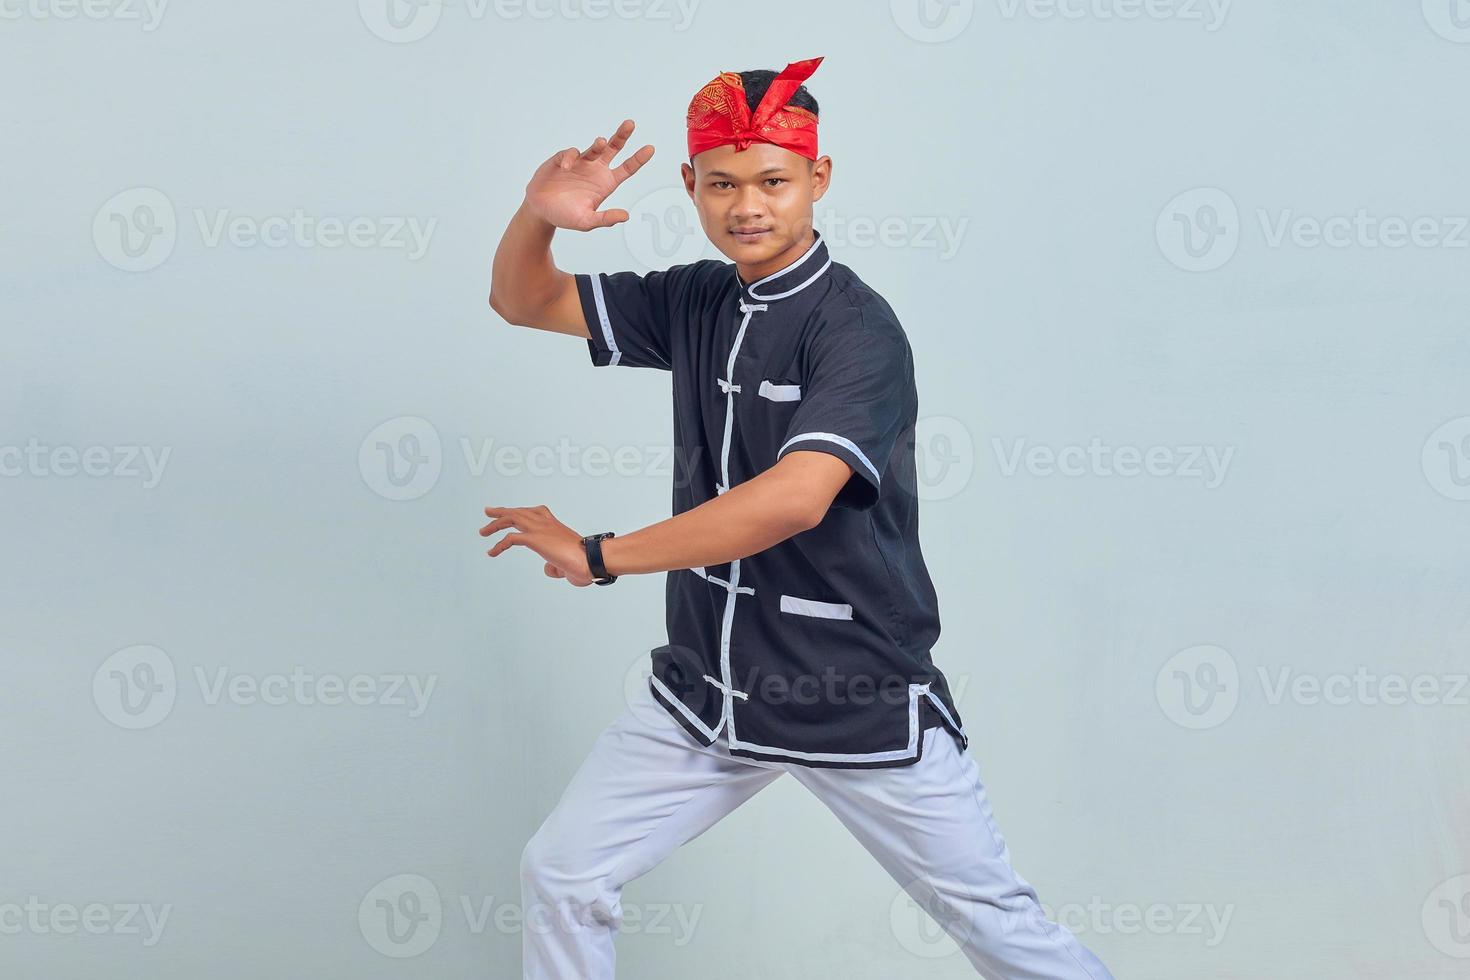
520, 677, 1117, 979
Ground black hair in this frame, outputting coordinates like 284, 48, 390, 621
738, 69, 819, 119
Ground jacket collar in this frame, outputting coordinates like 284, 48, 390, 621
734, 229, 832, 306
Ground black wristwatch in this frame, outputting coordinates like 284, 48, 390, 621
580, 531, 618, 585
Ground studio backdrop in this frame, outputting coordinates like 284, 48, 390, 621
4, 1, 1468, 977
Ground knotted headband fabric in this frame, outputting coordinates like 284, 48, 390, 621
686, 56, 823, 162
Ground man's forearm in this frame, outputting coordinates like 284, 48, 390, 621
600, 468, 821, 577
489, 200, 563, 321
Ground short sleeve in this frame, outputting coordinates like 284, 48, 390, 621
775, 310, 913, 511
575, 262, 705, 371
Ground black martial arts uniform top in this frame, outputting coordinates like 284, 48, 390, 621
576, 228, 968, 769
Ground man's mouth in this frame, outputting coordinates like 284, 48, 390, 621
731, 228, 770, 244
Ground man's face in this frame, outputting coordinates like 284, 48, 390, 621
681, 142, 831, 271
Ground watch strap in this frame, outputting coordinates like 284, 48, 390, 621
582, 531, 617, 585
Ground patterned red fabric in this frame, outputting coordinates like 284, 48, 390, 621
686, 56, 823, 162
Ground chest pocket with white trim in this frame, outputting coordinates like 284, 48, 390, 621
757, 379, 803, 402
779, 594, 853, 620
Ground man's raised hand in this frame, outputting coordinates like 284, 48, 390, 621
480, 504, 596, 587
523, 119, 655, 232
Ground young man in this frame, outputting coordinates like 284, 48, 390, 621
484, 57, 1116, 980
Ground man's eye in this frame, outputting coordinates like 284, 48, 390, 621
766, 178, 785, 186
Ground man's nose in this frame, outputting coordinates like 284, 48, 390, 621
733, 185, 766, 218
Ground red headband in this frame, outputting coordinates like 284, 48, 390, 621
686, 56, 823, 162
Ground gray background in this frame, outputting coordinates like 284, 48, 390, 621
4, 1, 1469, 977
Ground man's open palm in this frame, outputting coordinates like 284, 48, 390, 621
524, 119, 655, 232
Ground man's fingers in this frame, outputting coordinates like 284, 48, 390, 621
602, 119, 635, 159
587, 208, 629, 229
544, 562, 565, 579
478, 517, 517, 537
611, 143, 655, 184
480, 508, 526, 536
486, 532, 526, 558
580, 120, 634, 164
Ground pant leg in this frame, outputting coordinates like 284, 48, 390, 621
788, 726, 1116, 980
520, 679, 786, 980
